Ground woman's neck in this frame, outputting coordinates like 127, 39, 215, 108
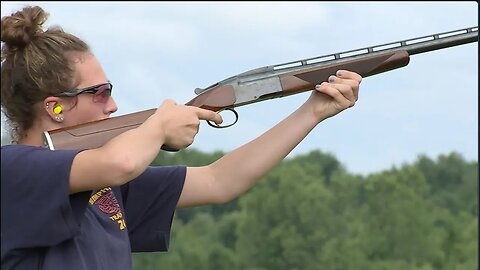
19, 123, 47, 147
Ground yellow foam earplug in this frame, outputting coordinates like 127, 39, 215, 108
53, 105, 63, 114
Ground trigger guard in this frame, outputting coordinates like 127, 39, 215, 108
207, 108, 238, 129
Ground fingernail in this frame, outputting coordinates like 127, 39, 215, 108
315, 84, 321, 89
328, 76, 335, 83
336, 70, 343, 77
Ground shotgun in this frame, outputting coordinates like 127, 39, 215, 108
43, 26, 478, 151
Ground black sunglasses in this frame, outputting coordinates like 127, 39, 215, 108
55, 82, 113, 103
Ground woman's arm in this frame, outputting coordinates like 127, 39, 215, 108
178, 70, 361, 207
69, 99, 222, 194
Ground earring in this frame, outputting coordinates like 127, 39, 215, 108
55, 116, 64, 122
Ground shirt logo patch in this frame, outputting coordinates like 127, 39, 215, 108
95, 191, 121, 214
89, 187, 126, 230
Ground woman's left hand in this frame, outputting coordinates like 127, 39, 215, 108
305, 69, 362, 122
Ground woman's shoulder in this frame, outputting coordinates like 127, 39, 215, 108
1, 144, 83, 184
1, 144, 47, 168
1, 144, 48, 157
1, 144, 81, 167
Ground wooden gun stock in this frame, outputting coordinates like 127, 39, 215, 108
44, 109, 155, 150
43, 84, 237, 151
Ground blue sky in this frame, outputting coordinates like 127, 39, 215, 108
1, 1, 478, 175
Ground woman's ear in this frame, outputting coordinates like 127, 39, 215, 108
43, 97, 64, 123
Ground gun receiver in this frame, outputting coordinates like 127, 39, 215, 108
43, 26, 478, 151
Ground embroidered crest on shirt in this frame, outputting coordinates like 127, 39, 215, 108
89, 187, 126, 230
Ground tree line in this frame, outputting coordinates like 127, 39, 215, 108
132, 149, 478, 270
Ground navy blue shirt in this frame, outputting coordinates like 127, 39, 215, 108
1, 144, 186, 270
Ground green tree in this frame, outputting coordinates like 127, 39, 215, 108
416, 152, 478, 215
235, 162, 336, 270
359, 166, 446, 268
131, 149, 477, 270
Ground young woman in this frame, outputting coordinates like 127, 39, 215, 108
1, 5, 362, 270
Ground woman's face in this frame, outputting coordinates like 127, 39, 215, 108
62, 53, 118, 127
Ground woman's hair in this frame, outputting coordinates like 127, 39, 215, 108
1, 5, 90, 142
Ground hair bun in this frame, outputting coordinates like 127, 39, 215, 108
1, 6, 48, 48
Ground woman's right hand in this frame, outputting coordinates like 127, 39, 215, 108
153, 99, 223, 149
